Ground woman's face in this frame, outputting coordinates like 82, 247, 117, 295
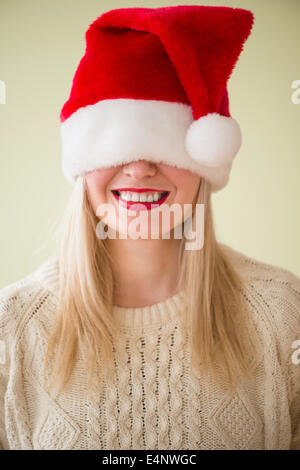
85, 160, 201, 239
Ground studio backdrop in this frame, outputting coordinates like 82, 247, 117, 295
0, 0, 299, 286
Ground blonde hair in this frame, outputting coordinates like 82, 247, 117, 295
43, 175, 260, 398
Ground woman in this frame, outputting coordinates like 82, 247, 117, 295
0, 5, 299, 450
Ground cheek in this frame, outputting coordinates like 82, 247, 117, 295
159, 165, 200, 203
175, 188, 198, 206
184, 176, 201, 202
171, 173, 201, 204
85, 169, 117, 208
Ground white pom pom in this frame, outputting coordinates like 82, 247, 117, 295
185, 113, 242, 167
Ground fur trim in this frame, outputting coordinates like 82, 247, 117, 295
61, 98, 233, 192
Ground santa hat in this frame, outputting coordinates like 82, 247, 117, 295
60, 5, 254, 192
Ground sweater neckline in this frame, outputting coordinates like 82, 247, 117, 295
34, 257, 186, 330
111, 289, 186, 329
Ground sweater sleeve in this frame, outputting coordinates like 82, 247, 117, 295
289, 313, 300, 450
290, 364, 300, 450
0, 347, 8, 450
0, 279, 29, 450
0, 290, 11, 450
0, 264, 58, 450
257, 265, 300, 450
282, 273, 300, 450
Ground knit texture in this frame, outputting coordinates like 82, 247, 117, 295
0, 244, 299, 450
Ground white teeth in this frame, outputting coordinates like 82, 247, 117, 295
117, 191, 166, 203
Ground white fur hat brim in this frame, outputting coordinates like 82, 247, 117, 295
61, 98, 239, 192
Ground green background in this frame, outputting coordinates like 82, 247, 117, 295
0, 0, 299, 287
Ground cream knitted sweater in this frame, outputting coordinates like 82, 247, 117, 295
0, 244, 299, 450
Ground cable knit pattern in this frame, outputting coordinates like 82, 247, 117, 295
0, 244, 299, 450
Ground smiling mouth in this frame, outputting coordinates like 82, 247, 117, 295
111, 189, 170, 208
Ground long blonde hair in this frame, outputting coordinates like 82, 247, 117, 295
43, 175, 260, 397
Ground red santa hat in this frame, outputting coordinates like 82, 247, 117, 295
60, 5, 254, 192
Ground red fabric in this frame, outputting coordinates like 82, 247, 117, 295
60, 5, 254, 123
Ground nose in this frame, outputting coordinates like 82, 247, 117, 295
122, 160, 157, 179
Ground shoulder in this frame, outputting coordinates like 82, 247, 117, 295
0, 257, 60, 345
220, 243, 300, 303
220, 243, 300, 324
220, 242, 300, 287
220, 243, 300, 387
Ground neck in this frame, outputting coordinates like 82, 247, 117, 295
105, 237, 184, 307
